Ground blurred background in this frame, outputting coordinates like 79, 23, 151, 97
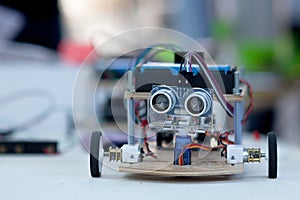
0, 0, 300, 150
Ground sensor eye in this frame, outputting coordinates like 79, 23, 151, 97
152, 93, 170, 112
186, 96, 204, 115
150, 88, 175, 114
185, 90, 212, 116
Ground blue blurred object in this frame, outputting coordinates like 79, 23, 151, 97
173, 135, 192, 165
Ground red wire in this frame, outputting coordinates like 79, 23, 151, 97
135, 100, 157, 159
219, 131, 235, 145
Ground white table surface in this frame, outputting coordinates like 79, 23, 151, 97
1, 140, 300, 200
0, 62, 299, 200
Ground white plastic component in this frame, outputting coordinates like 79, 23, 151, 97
121, 145, 139, 163
227, 145, 244, 164
210, 137, 218, 148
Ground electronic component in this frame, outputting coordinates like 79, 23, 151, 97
226, 145, 244, 164
121, 144, 139, 163
108, 147, 122, 161
173, 135, 192, 165
243, 148, 265, 163
134, 63, 235, 94
0, 141, 58, 154
227, 146, 266, 164
149, 86, 213, 118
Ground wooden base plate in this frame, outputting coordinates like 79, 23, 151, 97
119, 149, 244, 177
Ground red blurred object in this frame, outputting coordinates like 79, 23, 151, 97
58, 40, 95, 64
253, 130, 261, 141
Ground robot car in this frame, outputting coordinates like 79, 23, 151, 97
89, 50, 277, 179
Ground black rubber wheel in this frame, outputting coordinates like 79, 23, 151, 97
90, 131, 103, 178
268, 132, 277, 179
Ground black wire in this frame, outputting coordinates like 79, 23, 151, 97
219, 136, 226, 146
179, 56, 185, 72
221, 148, 227, 158
0, 88, 55, 136
0, 89, 78, 153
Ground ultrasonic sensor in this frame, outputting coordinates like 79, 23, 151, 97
184, 89, 212, 116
